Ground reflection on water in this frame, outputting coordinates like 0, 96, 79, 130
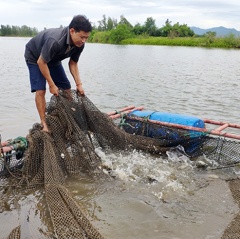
1, 37, 240, 238
0, 188, 54, 239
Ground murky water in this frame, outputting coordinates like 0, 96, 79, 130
1, 37, 240, 238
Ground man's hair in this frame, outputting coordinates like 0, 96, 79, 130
69, 15, 92, 32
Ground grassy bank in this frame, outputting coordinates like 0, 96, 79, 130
121, 36, 240, 48
90, 31, 240, 48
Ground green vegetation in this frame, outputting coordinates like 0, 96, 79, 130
89, 15, 240, 48
0, 24, 38, 37
2, 15, 240, 48
121, 34, 240, 48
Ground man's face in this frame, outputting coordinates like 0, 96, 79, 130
70, 29, 90, 47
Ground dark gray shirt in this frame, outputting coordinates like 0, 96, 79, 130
24, 27, 84, 66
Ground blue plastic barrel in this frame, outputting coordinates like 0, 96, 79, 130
129, 110, 205, 129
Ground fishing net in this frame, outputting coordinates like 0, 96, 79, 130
121, 116, 240, 167
0, 90, 170, 239
1, 89, 240, 238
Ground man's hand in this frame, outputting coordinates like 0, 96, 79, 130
76, 84, 85, 95
49, 84, 59, 96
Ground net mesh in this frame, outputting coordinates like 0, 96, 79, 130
0, 89, 240, 238
122, 116, 240, 166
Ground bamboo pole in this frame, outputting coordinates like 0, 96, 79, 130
107, 105, 135, 116
110, 106, 144, 120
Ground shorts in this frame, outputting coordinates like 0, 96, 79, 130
26, 62, 71, 92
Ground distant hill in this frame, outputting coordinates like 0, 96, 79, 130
190, 26, 240, 37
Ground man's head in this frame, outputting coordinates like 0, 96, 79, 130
69, 15, 92, 47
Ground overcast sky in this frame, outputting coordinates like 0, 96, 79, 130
1, 0, 240, 31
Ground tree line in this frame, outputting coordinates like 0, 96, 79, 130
95, 15, 194, 37
90, 15, 195, 43
2, 15, 237, 48
0, 25, 38, 37
0, 15, 194, 40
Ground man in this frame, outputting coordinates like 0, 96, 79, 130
24, 15, 92, 132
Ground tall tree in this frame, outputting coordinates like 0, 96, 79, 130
132, 23, 145, 35
98, 14, 107, 31
144, 17, 158, 36
106, 17, 118, 30
119, 15, 133, 28
161, 19, 172, 37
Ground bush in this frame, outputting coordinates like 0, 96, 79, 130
108, 24, 134, 44
91, 31, 111, 43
